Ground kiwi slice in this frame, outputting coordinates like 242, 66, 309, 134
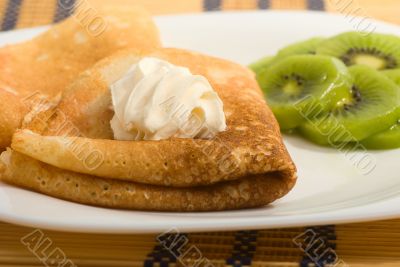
358, 69, 400, 150
382, 69, 400, 85
317, 32, 400, 70
276, 37, 325, 58
299, 65, 400, 145
257, 55, 352, 130
249, 56, 274, 74
360, 122, 400, 149
249, 38, 325, 75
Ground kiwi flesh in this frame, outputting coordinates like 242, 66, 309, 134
257, 55, 352, 130
298, 65, 400, 145
358, 69, 400, 149
317, 32, 400, 70
276, 37, 325, 58
360, 122, 400, 149
249, 56, 274, 74
249, 37, 325, 75
382, 69, 400, 86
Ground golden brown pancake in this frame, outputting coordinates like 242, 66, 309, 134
0, 6, 160, 149
1, 149, 295, 211
1, 48, 297, 211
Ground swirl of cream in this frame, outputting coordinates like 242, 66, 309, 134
110, 57, 226, 140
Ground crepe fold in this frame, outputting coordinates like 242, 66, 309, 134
0, 150, 294, 211
0, 6, 160, 150
1, 48, 297, 211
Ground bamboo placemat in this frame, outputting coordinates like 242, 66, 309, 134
2, 220, 400, 266
1, 0, 400, 30
1, 0, 400, 266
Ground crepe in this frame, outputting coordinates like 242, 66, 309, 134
0, 6, 160, 150
1, 48, 297, 211
0, 149, 294, 211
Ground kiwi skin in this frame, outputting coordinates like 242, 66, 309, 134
298, 65, 400, 145
316, 31, 400, 70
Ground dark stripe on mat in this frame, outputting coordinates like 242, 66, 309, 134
204, 0, 222, 11
258, 0, 271, 9
226, 230, 258, 267
298, 225, 337, 267
54, 0, 76, 23
145, 231, 188, 267
307, 0, 325, 11
1, 0, 23, 31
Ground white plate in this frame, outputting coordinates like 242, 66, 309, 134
1, 11, 400, 233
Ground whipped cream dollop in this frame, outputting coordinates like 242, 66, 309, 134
110, 57, 226, 141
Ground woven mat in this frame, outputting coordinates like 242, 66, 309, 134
2, 220, 400, 266
1, 0, 400, 30
1, 0, 400, 266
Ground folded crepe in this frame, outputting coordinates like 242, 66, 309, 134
1, 48, 297, 211
0, 6, 160, 150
